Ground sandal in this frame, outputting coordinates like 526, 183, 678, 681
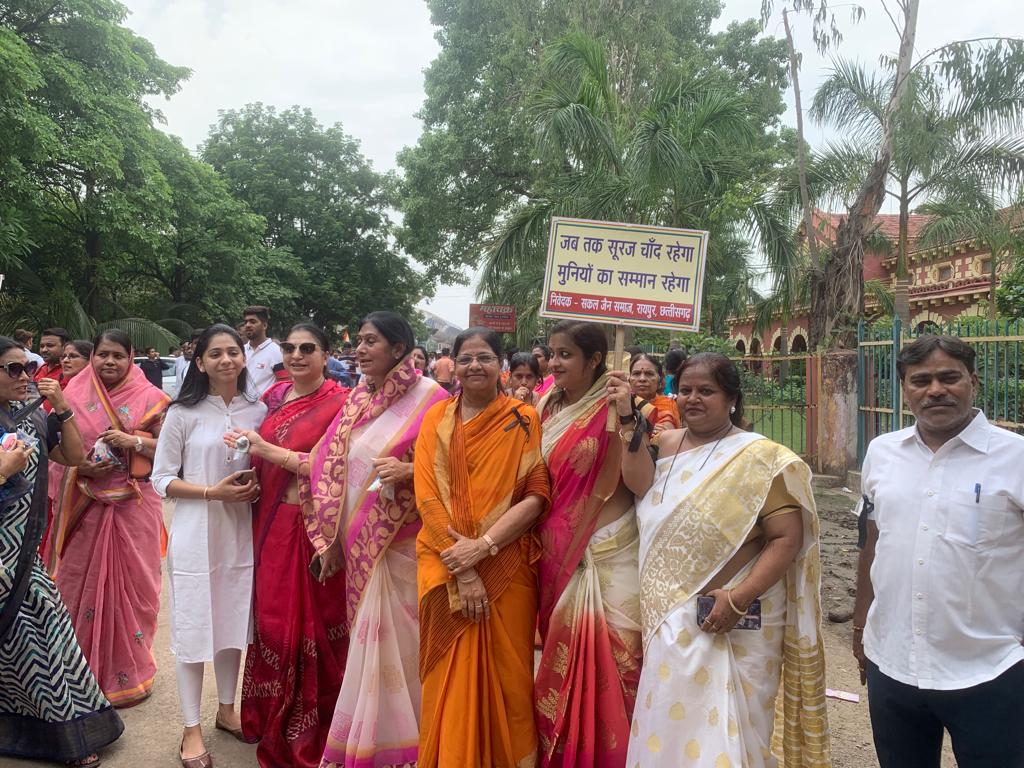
214, 713, 251, 743
179, 739, 213, 768
67, 756, 101, 768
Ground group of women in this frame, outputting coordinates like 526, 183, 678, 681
0, 313, 831, 768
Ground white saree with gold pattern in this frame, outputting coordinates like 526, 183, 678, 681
626, 432, 830, 768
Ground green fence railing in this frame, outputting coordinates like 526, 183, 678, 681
857, 318, 1024, 463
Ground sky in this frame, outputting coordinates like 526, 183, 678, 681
123, 0, 1024, 328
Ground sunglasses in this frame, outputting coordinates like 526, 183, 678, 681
2, 361, 39, 378
280, 342, 320, 355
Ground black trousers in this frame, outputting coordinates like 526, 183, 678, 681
867, 659, 1024, 768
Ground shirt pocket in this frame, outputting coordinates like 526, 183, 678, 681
944, 489, 1011, 548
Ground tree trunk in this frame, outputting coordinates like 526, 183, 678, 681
784, 9, 821, 266
808, 0, 920, 350
894, 175, 912, 326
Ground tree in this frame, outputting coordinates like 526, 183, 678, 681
811, 57, 1024, 325
203, 104, 425, 331
477, 32, 796, 343
398, 0, 790, 287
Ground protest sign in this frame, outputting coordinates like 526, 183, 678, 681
468, 303, 517, 334
540, 216, 709, 332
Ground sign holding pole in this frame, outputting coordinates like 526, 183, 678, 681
539, 216, 709, 429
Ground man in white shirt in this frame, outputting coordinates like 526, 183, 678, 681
854, 334, 1024, 768
241, 305, 283, 396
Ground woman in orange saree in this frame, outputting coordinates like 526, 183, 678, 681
628, 353, 679, 432
534, 320, 645, 768
415, 328, 550, 768
46, 329, 170, 707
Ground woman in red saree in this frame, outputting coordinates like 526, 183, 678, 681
240, 323, 350, 768
534, 320, 646, 768
231, 312, 447, 768
46, 329, 170, 707
415, 327, 550, 768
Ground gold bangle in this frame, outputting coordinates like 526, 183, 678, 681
203, 486, 210, 501
280, 450, 293, 468
726, 589, 746, 615
619, 429, 636, 444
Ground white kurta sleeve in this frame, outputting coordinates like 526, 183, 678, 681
152, 405, 186, 498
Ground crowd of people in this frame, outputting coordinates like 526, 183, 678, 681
0, 313, 1020, 768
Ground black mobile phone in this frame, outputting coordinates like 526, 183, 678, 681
696, 595, 762, 630
308, 555, 323, 581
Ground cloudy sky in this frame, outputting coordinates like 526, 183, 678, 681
123, 0, 1023, 327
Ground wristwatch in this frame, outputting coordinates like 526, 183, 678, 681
482, 533, 499, 557
618, 412, 635, 425
55, 409, 75, 423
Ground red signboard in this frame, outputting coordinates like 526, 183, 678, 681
469, 304, 517, 334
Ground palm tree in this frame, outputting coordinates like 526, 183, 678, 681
478, 32, 798, 345
810, 59, 1024, 324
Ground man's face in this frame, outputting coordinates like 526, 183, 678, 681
243, 314, 267, 341
39, 335, 63, 365
147, 348, 159, 360
902, 349, 978, 438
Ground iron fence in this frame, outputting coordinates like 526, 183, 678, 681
857, 318, 1024, 463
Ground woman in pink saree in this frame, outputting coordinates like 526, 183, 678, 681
229, 312, 447, 768
534, 321, 648, 768
46, 329, 170, 707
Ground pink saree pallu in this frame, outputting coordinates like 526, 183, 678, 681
534, 377, 643, 768
300, 360, 448, 768
47, 363, 170, 707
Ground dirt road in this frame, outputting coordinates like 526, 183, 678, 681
2, 494, 955, 768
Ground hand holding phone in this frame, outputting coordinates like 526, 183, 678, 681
233, 469, 256, 485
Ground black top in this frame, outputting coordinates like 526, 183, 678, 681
139, 359, 164, 389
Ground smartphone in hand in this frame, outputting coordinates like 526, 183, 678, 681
233, 469, 256, 485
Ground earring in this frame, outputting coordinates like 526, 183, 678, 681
730, 406, 736, 414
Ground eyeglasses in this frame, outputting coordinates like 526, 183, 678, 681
2, 361, 38, 378
61, 352, 84, 360
279, 342, 320, 355
455, 354, 499, 366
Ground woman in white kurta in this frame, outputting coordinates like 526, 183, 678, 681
152, 324, 267, 768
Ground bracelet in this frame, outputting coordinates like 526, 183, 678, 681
134, 436, 144, 452
55, 409, 75, 423
726, 589, 746, 615
280, 450, 294, 468
203, 486, 210, 501
852, 625, 865, 633
619, 428, 636, 444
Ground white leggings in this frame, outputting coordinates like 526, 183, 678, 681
175, 648, 243, 727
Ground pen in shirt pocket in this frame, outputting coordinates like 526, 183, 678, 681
974, 483, 981, 503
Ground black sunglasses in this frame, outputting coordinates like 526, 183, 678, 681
280, 342, 320, 355
2, 360, 39, 379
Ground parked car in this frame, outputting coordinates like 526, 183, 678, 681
133, 356, 178, 395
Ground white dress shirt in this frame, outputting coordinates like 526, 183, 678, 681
243, 338, 283, 396
174, 355, 190, 392
861, 410, 1024, 690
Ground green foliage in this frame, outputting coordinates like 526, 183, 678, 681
398, 0, 790, 291
474, 30, 795, 342
996, 260, 1024, 318
1, 4, 423, 341
203, 104, 425, 334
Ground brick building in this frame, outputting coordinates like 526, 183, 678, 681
727, 210, 1009, 354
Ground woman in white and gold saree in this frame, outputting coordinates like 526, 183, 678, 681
611, 353, 830, 768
